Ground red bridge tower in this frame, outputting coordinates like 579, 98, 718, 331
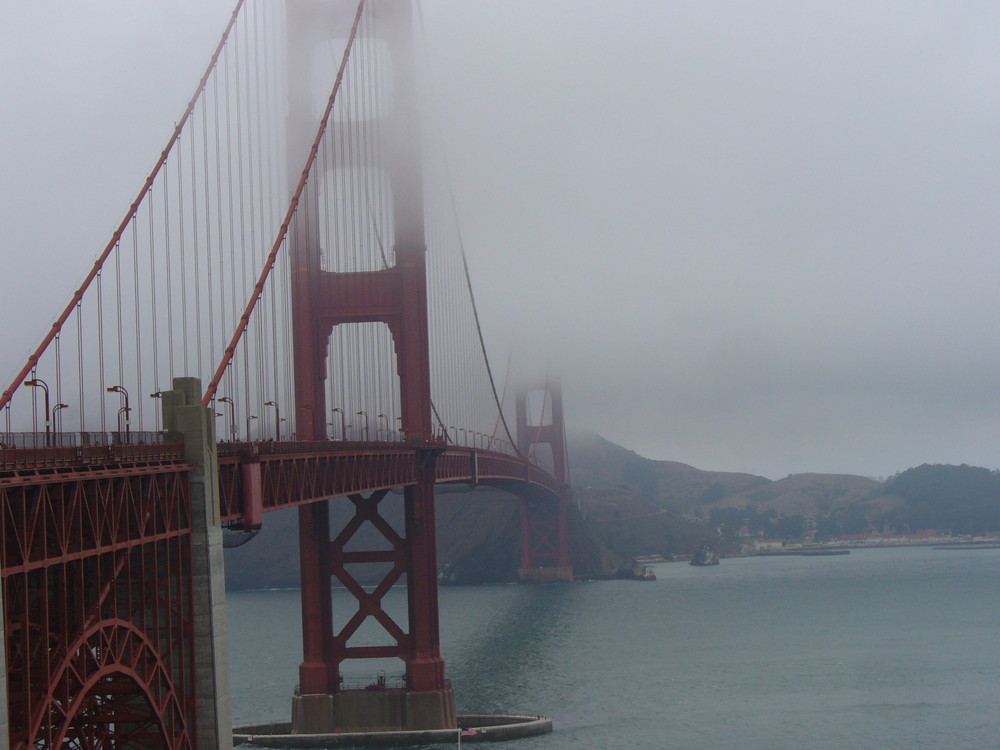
286, 0, 454, 734
515, 380, 574, 583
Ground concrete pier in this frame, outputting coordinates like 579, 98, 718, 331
234, 713, 552, 747
166, 377, 233, 750
291, 686, 456, 734
0, 573, 7, 750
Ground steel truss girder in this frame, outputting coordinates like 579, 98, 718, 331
2, 468, 196, 749
0, 467, 191, 574
0, 444, 186, 477
217, 444, 560, 523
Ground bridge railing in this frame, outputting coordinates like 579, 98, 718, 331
0, 431, 185, 469
217, 437, 449, 458
216, 432, 528, 462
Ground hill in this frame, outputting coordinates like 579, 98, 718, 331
567, 430, 888, 522
569, 431, 769, 510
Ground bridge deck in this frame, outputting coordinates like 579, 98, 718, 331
0, 437, 559, 522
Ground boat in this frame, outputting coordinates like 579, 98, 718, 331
690, 542, 720, 566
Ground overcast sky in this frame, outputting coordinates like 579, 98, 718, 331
4, 1, 1000, 479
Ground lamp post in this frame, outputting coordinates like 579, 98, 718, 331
356, 410, 369, 440
149, 391, 164, 430
53, 403, 69, 444
23, 378, 51, 446
106, 385, 131, 439
246, 414, 258, 441
264, 400, 281, 441
332, 408, 346, 440
218, 396, 236, 441
377, 413, 388, 440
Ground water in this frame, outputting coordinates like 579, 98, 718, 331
228, 546, 1000, 748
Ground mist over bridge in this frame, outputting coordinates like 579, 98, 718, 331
0, 1, 572, 746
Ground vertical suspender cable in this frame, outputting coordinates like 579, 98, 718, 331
97, 272, 106, 434
190, 103, 203, 380
148, 192, 161, 398
202, 0, 368, 406
164, 166, 175, 379
177, 137, 189, 376
0, 0, 247, 414
132, 222, 142, 430
76, 304, 85, 431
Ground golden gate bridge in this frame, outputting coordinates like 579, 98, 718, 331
0, 1, 572, 746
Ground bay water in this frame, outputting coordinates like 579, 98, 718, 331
228, 546, 1000, 748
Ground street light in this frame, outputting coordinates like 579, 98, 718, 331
218, 396, 236, 441
264, 400, 281, 441
246, 414, 258, 441
332, 408, 346, 440
377, 413, 388, 440
53, 403, 69, 443
106, 385, 131, 439
356, 410, 369, 440
23, 378, 51, 446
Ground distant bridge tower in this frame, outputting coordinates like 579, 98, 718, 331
287, 0, 454, 733
515, 380, 573, 583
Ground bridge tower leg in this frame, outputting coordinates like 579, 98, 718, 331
287, 0, 454, 734
515, 381, 574, 583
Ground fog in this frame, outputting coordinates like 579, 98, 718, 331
4, 1, 1000, 479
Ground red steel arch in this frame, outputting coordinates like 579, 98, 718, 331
1, 460, 196, 750
36, 620, 189, 750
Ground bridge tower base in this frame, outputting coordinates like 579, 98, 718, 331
290, 475, 456, 734
292, 687, 456, 734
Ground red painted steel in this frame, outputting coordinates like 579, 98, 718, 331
216, 442, 559, 524
240, 461, 264, 529
285, 0, 455, 706
0, 428, 564, 744
328, 490, 406, 661
1, 465, 195, 749
515, 382, 573, 577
